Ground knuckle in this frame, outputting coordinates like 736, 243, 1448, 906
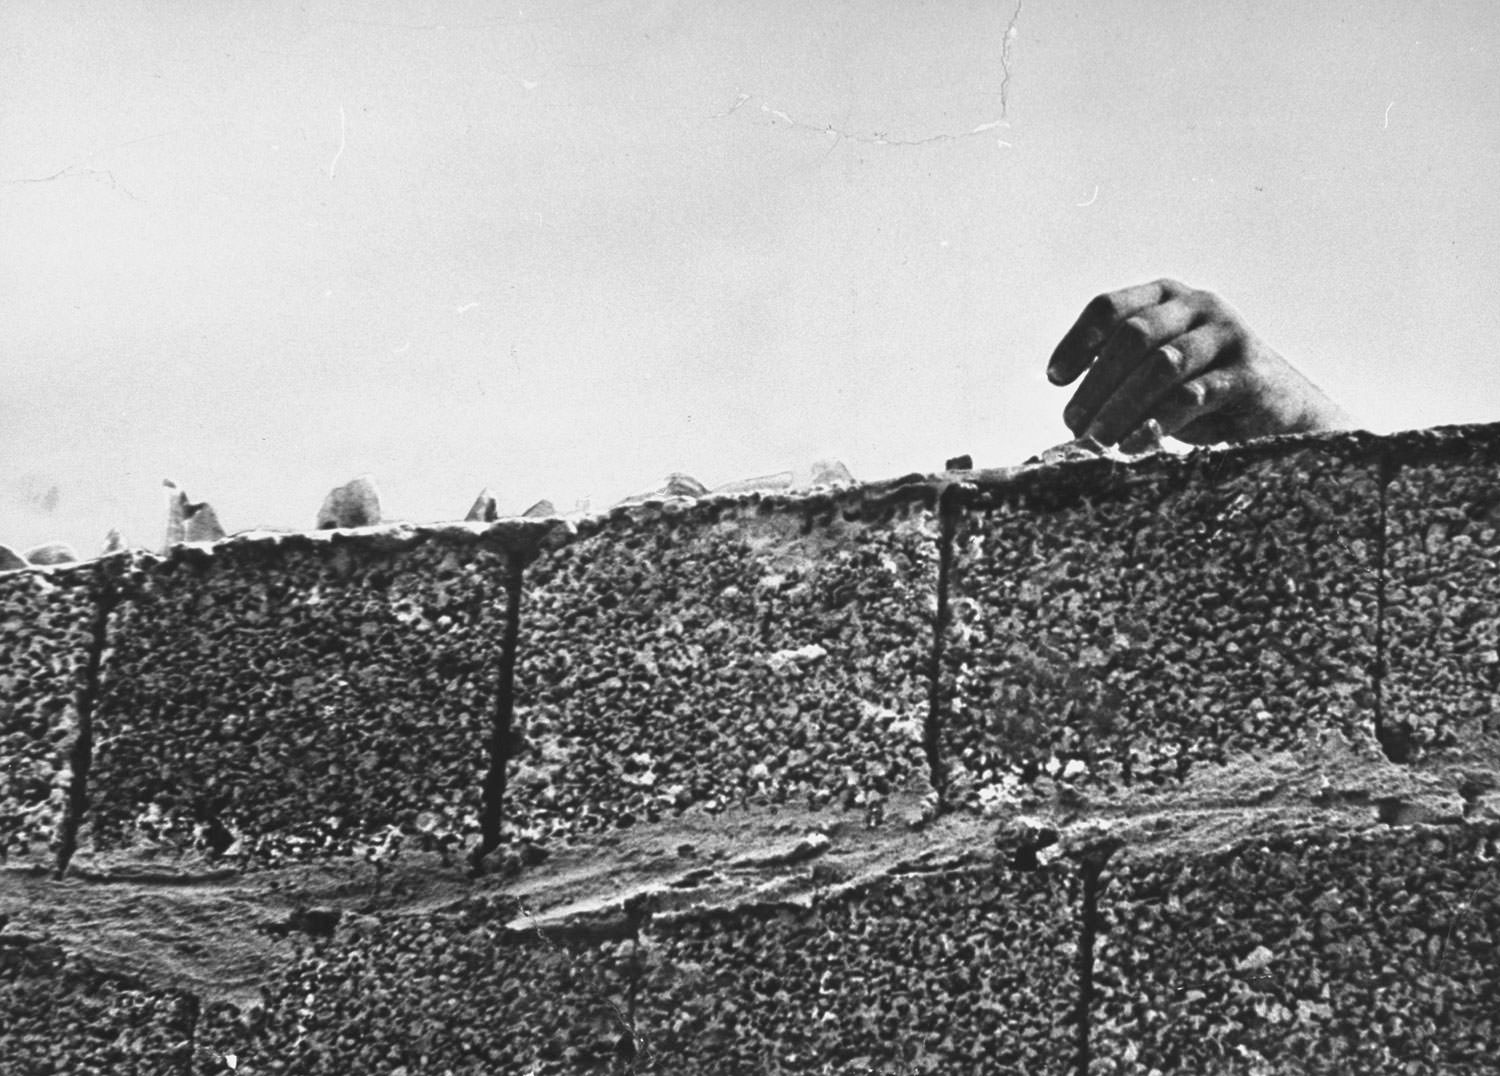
1156, 277, 1186, 296
1086, 291, 1124, 323
1148, 345, 1186, 381
1116, 316, 1152, 354
1198, 290, 1236, 324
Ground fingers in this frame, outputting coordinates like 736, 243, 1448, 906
1047, 279, 1180, 386
1153, 366, 1241, 440
1061, 298, 1201, 435
1082, 321, 1230, 444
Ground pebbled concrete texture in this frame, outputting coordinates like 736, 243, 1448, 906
1089, 821, 1500, 1075
1384, 424, 1500, 762
2, 423, 1500, 1073
944, 434, 1383, 804
0, 561, 105, 869
633, 848, 1081, 1075
81, 525, 545, 870
0, 936, 198, 1076
192, 896, 638, 1075
509, 483, 939, 853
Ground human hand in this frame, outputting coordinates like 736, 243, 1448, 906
1046, 279, 1352, 445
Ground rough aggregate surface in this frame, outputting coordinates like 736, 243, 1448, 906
1090, 822, 1500, 1075
944, 438, 1382, 805
0, 930, 198, 1076
1, 563, 103, 866
2, 424, 1499, 1072
86, 529, 522, 867
192, 896, 637, 1075
1384, 425, 1500, 761
509, 487, 939, 849
635, 855, 1080, 1075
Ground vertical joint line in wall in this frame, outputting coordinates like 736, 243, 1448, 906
1374, 454, 1388, 738
56, 573, 119, 879
623, 910, 646, 1072
1372, 452, 1398, 761
515, 895, 654, 1070
472, 555, 526, 873
178, 991, 201, 1076
925, 488, 959, 809
1074, 843, 1117, 1076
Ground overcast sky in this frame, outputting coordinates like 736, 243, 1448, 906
4, 0, 1498, 555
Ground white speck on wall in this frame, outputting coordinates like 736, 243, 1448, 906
328, 105, 346, 179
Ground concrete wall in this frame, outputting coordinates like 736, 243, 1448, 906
3, 424, 1498, 1074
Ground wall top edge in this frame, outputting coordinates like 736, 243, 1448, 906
0, 518, 570, 581
1378, 418, 1500, 462
947, 420, 1500, 509
555, 471, 944, 543
3, 422, 1494, 579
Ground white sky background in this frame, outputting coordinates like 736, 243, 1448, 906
3, 0, 1498, 554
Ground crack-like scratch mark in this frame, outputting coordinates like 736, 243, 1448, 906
1000, 0, 1024, 118
1383, 101, 1395, 129
328, 105, 347, 179
2, 128, 183, 201
4, 164, 141, 201
1076, 185, 1099, 208
724, 94, 1008, 150
315, 0, 613, 34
